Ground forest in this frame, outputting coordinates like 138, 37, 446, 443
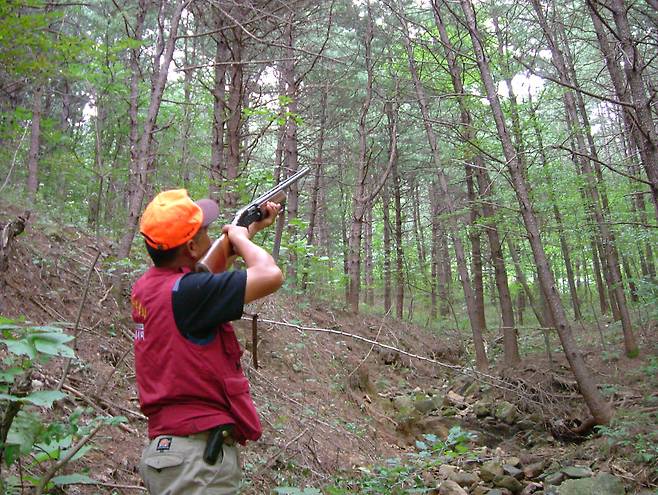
0, 0, 657, 493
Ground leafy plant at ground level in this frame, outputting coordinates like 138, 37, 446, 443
275, 426, 476, 494
595, 412, 658, 480
0, 316, 126, 492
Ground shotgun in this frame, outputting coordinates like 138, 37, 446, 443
195, 167, 310, 273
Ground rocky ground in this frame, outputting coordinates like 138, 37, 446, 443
1, 204, 657, 494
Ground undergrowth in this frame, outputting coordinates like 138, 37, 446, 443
273, 426, 476, 495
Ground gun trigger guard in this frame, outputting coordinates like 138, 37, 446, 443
236, 206, 262, 228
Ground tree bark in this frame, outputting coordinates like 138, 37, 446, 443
383, 186, 392, 315
26, 85, 43, 202
365, 204, 374, 306
209, 18, 228, 202
282, 13, 302, 287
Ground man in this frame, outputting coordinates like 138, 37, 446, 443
131, 188, 283, 494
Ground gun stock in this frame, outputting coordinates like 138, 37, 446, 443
195, 167, 310, 273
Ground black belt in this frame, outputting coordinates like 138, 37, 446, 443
203, 425, 234, 465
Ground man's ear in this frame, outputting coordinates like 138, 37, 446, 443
182, 238, 199, 260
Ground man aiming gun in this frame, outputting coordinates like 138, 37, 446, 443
131, 186, 283, 494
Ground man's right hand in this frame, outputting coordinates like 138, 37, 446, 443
248, 201, 281, 237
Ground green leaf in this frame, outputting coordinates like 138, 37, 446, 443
6, 410, 42, 455
52, 473, 96, 485
22, 390, 65, 407
1, 339, 36, 359
101, 415, 128, 426
3, 443, 21, 466
32, 336, 75, 358
0, 367, 25, 383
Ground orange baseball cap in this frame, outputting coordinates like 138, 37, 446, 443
139, 189, 219, 250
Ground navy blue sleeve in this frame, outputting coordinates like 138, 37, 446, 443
172, 270, 247, 341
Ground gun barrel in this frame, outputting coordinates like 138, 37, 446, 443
252, 167, 310, 207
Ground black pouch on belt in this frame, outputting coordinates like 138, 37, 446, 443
203, 425, 232, 465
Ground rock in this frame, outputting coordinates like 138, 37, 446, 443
516, 419, 536, 430
442, 406, 458, 417
473, 399, 493, 417
494, 401, 518, 424
444, 390, 467, 408
506, 456, 521, 467
418, 417, 451, 439
523, 461, 547, 479
438, 464, 459, 480
414, 397, 442, 414
464, 381, 480, 397
520, 482, 542, 494
487, 490, 512, 495
380, 349, 401, 365
438, 479, 468, 495
519, 452, 542, 465
448, 470, 480, 488
557, 472, 625, 495
503, 464, 524, 480
493, 474, 524, 494
544, 485, 560, 495
393, 395, 414, 412
480, 461, 505, 482
561, 465, 593, 479
544, 471, 565, 486
471, 487, 489, 495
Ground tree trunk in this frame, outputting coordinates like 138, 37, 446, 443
271, 88, 287, 264
531, 0, 637, 357
224, 27, 244, 211
302, 88, 327, 290
118, 0, 185, 258
460, 0, 612, 425
438, 225, 452, 317
507, 238, 547, 328
599, 0, 658, 220
394, 154, 404, 320
365, 204, 374, 306
347, 2, 374, 312
436, 5, 518, 364
26, 85, 43, 202
529, 102, 582, 320
400, 2, 487, 368
383, 187, 392, 315
209, 21, 228, 201
179, 21, 196, 189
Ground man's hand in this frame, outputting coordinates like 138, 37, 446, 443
247, 202, 281, 237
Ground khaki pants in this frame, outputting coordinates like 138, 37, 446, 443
139, 432, 241, 494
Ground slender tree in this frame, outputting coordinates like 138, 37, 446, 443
458, 0, 612, 425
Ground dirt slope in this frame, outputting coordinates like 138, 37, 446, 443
1, 205, 656, 494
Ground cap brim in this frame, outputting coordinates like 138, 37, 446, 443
196, 199, 220, 227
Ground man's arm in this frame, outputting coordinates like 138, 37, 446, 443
224, 202, 283, 304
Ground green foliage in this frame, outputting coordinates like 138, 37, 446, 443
595, 412, 658, 477
0, 316, 126, 491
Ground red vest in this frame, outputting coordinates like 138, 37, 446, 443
131, 266, 262, 444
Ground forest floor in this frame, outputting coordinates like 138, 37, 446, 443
1, 203, 657, 494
